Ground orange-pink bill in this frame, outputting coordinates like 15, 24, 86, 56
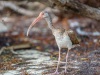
27, 13, 43, 36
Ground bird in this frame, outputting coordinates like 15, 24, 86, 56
26, 11, 79, 74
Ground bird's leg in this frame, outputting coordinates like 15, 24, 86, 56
10, 47, 18, 54
53, 48, 61, 74
65, 49, 70, 73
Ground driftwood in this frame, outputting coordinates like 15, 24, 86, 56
48, 0, 100, 21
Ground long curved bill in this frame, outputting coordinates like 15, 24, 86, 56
27, 15, 43, 36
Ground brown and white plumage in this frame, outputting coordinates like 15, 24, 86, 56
67, 30, 79, 44
26, 11, 79, 74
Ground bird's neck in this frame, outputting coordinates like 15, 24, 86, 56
45, 16, 55, 30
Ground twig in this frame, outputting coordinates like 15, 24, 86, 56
0, 1, 38, 16
0, 43, 32, 55
76, 27, 100, 36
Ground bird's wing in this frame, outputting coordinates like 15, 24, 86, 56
66, 29, 79, 45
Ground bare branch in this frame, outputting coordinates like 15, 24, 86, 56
0, 1, 36, 16
49, 0, 100, 20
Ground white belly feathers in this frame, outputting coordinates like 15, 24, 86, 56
53, 32, 73, 49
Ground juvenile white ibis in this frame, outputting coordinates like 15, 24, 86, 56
27, 11, 79, 74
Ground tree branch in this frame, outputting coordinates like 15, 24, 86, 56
0, 1, 38, 16
48, 0, 100, 20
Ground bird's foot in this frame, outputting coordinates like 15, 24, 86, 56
50, 71, 59, 75
64, 70, 67, 74
64, 69, 68, 74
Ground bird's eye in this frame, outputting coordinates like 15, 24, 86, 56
42, 13, 44, 15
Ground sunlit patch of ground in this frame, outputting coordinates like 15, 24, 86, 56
0, 49, 55, 75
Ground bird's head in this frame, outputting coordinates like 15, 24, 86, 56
27, 11, 49, 36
